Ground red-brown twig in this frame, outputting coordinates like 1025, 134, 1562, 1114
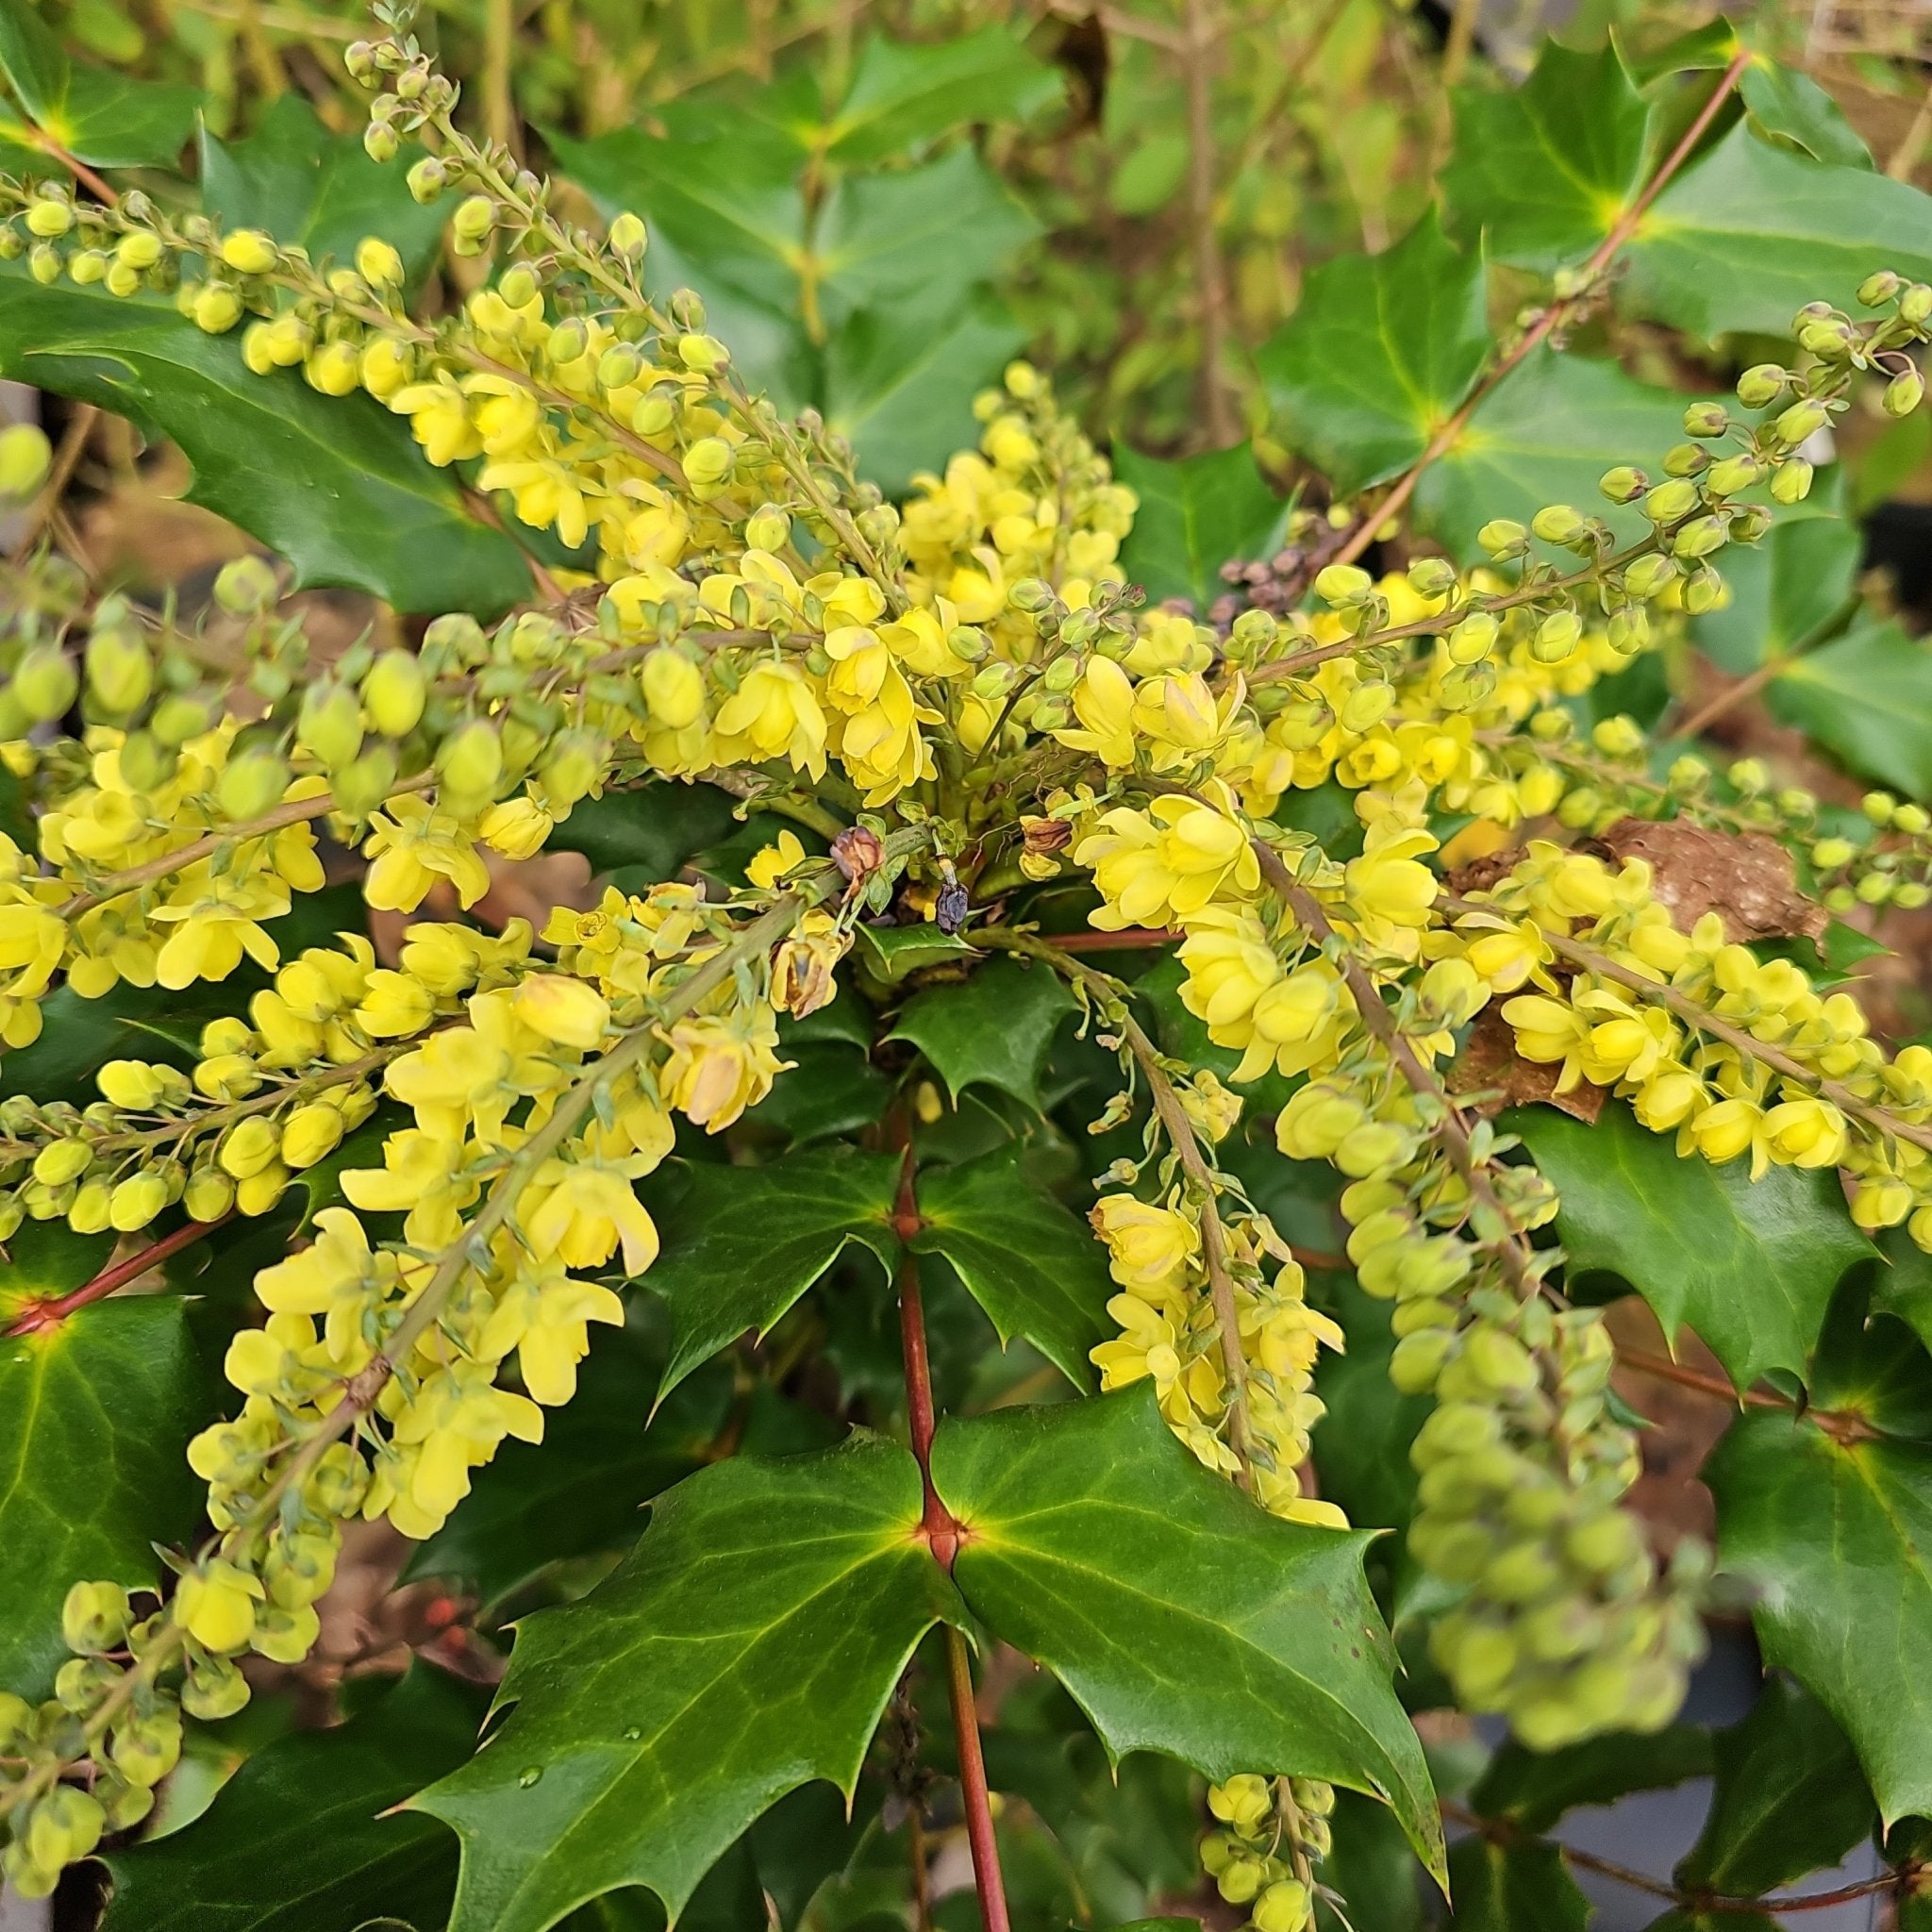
890, 1132, 1011, 1932
1327, 47, 1752, 570
5, 1214, 230, 1336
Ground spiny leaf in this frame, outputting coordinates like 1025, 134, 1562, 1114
0, 0, 197, 168
1740, 58, 1873, 169
1705, 1410, 1932, 1825
1770, 618, 1932, 800
911, 1144, 1113, 1391
1444, 1834, 1591, 1929
1413, 348, 1694, 558
930, 1385, 1444, 1882
1257, 211, 1491, 497
1509, 1099, 1871, 1390
822, 291, 1026, 498
1675, 1675, 1874, 1897
0, 1260, 222, 1698
888, 955, 1076, 1111
99, 1663, 486, 1932
199, 93, 449, 289
1111, 440, 1290, 611
640, 1146, 901, 1402
413, 1436, 962, 1932
0, 276, 531, 614
1625, 125, 1932, 341
1471, 1724, 1712, 1835
821, 27, 1061, 162
1441, 40, 1653, 270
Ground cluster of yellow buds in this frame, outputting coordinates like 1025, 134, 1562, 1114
1455, 842, 1932, 1242
1088, 1174, 1345, 1525
1199, 1774, 1335, 1932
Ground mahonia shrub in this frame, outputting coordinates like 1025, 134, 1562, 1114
2, 3, 1932, 1929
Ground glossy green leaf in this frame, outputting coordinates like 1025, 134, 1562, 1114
1444, 1835, 1590, 1929
1112, 439, 1289, 610
1740, 59, 1873, 169
405, 1313, 733, 1604
1706, 1410, 1932, 1824
0, 277, 530, 614
1471, 1724, 1712, 1834
742, 1040, 891, 1146
822, 291, 1026, 497
1509, 1100, 1871, 1389
99, 1663, 485, 1932
0, 0, 197, 167
912, 1144, 1111, 1391
1770, 618, 1932, 800
888, 955, 1075, 1111
1676, 1675, 1874, 1896
822, 27, 1060, 161
1258, 212, 1490, 497
414, 1437, 962, 1932
930, 1385, 1444, 1881
199, 93, 448, 288
641, 1147, 900, 1401
545, 782, 740, 881
0, 1259, 221, 1698
1625, 125, 1932, 340
1413, 349, 1694, 558
855, 922, 978, 981
1692, 497, 1859, 675
1441, 41, 1652, 269
1869, 1229, 1932, 1359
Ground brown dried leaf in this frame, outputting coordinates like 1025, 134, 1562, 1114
1448, 1006, 1607, 1124
1593, 817, 1826, 945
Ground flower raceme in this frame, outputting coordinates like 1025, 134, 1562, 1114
3, 37, 1932, 1911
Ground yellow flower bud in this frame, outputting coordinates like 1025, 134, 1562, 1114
219, 229, 278, 275
513, 974, 611, 1051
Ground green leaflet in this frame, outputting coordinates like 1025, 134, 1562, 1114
413, 1436, 962, 1932
0, 0, 197, 168
1739, 58, 1873, 169
403, 1312, 735, 1605
1257, 211, 1491, 497
0, 1252, 223, 1698
1413, 348, 1694, 558
99, 1663, 487, 1932
0, 277, 530, 614
1441, 40, 1653, 270
1675, 1675, 1875, 1897
1509, 1100, 1871, 1390
1624, 124, 1932, 341
1444, 1835, 1591, 1929
640, 1146, 902, 1403
199, 93, 449, 289
814, 26, 1060, 163
1705, 1411, 1932, 1825
1470, 1724, 1712, 1835
931, 1386, 1444, 1883
1769, 619, 1932, 800
911, 1143, 1113, 1391
888, 955, 1076, 1110
1112, 440, 1290, 609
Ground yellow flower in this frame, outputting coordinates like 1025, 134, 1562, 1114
523, 1158, 661, 1274
747, 829, 808, 890
713, 660, 826, 778
512, 974, 611, 1052
362, 798, 491, 912
660, 1005, 788, 1130
478, 1260, 625, 1405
